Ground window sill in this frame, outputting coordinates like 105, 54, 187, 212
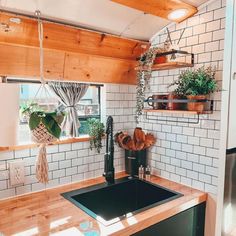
0, 136, 91, 152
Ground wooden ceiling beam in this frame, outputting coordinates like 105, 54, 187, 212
0, 12, 149, 61
111, 0, 198, 23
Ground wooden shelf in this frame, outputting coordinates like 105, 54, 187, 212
143, 109, 211, 115
0, 136, 91, 152
135, 62, 193, 71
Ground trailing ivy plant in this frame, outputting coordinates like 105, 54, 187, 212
136, 46, 167, 123
87, 118, 105, 153
20, 103, 65, 139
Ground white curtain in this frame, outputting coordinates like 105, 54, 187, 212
49, 82, 89, 137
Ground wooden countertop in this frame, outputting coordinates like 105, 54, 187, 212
0, 172, 207, 236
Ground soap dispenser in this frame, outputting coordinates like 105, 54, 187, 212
145, 165, 151, 181
138, 165, 144, 179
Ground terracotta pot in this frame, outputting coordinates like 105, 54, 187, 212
167, 93, 185, 110
187, 95, 207, 113
154, 56, 167, 64
147, 94, 168, 110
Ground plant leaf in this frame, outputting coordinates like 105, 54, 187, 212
41, 115, 61, 138
29, 112, 41, 130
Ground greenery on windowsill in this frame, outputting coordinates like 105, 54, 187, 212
87, 118, 105, 153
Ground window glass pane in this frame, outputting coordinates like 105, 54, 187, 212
19, 84, 58, 116
18, 83, 101, 141
77, 86, 100, 117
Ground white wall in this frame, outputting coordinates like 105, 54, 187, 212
0, 1, 227, 235
139, 1, 225, 235
0, 84, 19, 146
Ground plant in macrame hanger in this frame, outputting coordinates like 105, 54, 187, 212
20, 11, 65, 184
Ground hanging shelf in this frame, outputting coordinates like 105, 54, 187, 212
143, 109, 212, 124
143, 98, 214, 124
136, 62, 194, 71
135, 50, 194, 71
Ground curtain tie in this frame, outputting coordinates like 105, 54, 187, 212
64, 105, 79, 110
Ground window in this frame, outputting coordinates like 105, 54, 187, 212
18, 82, 101, 143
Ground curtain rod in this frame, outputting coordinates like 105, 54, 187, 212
5, 78, 104, 87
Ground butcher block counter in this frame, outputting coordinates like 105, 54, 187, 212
0, 172, 207, 236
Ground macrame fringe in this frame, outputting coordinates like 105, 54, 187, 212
36, 144, 48, 184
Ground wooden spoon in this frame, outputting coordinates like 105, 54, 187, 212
134, 127, 146, 144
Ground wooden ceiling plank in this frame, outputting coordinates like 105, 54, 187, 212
111, 0, 198, 23
0, 12, 150, 60
0, 43, 137, 84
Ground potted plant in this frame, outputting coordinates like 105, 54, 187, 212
115, 127, 156, 176
20, 103, 65, 143
87, 118, 105, 153
169, 67, 217, 112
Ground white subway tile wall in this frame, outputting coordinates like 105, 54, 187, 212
0, 84, 136, 199
141, 1, 225, 195
0, 0, 225, 201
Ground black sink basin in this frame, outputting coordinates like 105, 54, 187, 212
62, 177, 182, 225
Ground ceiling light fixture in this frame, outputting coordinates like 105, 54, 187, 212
9, 17, 21, 24
168, 9, 188, 20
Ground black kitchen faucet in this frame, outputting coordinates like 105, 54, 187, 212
103, 116, 115, 184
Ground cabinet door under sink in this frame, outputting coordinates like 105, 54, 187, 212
132, 203, 206, 236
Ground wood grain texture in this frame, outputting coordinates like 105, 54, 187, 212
64, 52, 137, 84
0, 12, 142, 84
0, 172, 207, 236
0, 137, 91, 152
0, 43, 65, 79
111, 0, 197, 23
0, 12, 149, 60
135, 62, 194, 71
0, 43, 137, 84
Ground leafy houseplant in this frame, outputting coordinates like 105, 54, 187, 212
87, 118, 105, 153
20, 103, 65, 140
169, 67, 217, 112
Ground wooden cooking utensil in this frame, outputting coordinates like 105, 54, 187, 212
136, 141, 145, 151
127, 139, 136, 151
134, 127, 146, 143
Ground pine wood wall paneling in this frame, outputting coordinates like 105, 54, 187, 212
0, 43, 137, 84
0, 44, 65, 80
0, 12, 149, 60
63, 52, 137, 84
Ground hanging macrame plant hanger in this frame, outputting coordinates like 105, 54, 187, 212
32, 10, 57, 184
